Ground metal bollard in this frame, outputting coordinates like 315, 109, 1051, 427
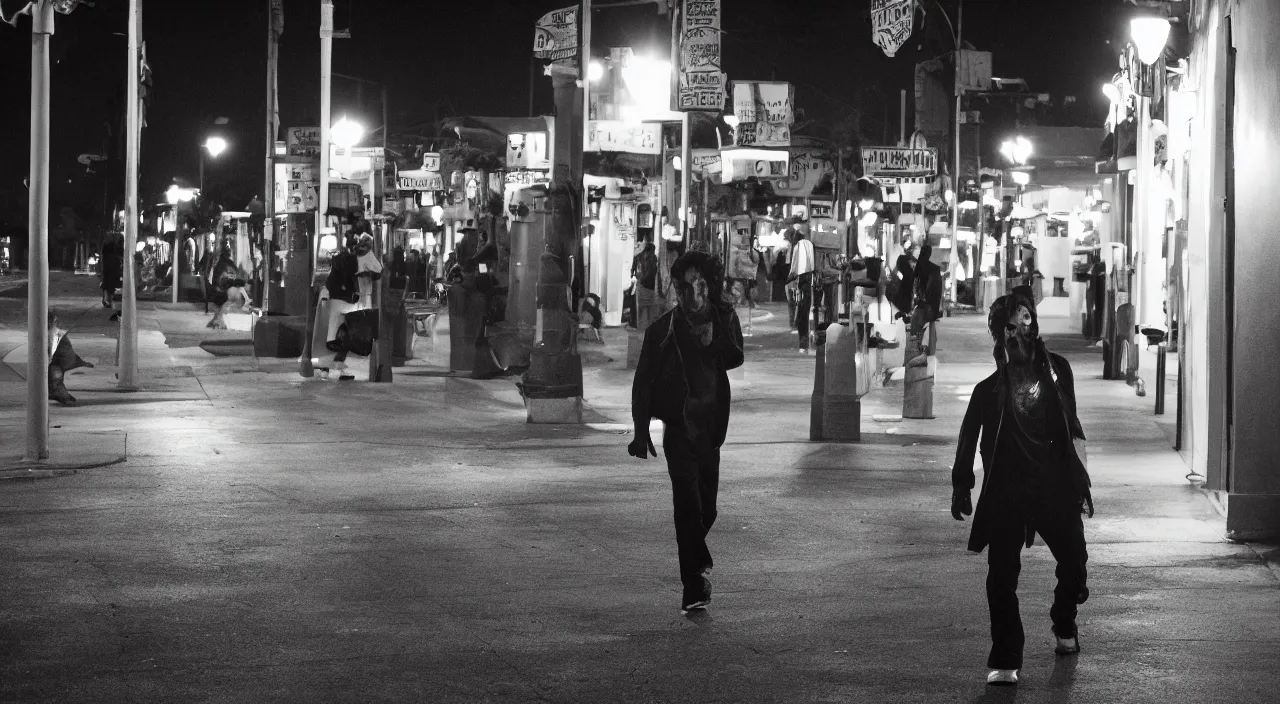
1154, 341, 1166, 416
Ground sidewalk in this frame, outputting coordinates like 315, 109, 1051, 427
0, 292, 1276, 702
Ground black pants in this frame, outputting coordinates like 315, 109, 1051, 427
796, 273, 814, 349
663, 429, 720, 595
985, 496, 1089, 670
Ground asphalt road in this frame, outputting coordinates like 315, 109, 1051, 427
1, 282, 1277, 703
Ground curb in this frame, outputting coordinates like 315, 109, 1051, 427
0, 430, 128, 480
0, 454, 126, 481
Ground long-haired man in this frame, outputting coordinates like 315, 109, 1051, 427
629, 250, 744, 612
951, 291, 1094, 686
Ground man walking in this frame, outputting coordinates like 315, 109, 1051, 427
951, 291, 1094, 686
914, 243, 943, 321
629, 251, 744, 612
786, 227, 815, 353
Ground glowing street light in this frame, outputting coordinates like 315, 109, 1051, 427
1101, 82, 1121, 105
165, 184, 196, 205
331, 116, 364, 149
1130, 16, 1171, 65
199, 135, 228, 198
1000, 136, 1033, 166
587, 60, 604, 83
1010, 171, 1031, 187
617, 55, 672, 122
204, 136, 227, 158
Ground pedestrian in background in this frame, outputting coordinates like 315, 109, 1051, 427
100, 234, 123, 311
629, 250, 744, 613
786, 227, 815, 353
914, 243, 944, 321
951, 290, 1093, 687
891, 236, 917, 321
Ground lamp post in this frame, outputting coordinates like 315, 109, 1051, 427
1001, 136, 1032, 295
301, 0, 334, 378
1130, 16, 1171, 66
3, 0, 90, 460
330, 115, 363, 179
199, 136, 227, 195
1129, 13, 1171, 396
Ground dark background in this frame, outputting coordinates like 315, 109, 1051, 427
0, 0, 1132, 235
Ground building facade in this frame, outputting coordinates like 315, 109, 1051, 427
1154, 0, 1280, 539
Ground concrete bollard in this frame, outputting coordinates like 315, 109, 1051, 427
821, 321, 862, 441
626, 329, 643, 369
810, 331, 826, 441
903, 308, 936, 420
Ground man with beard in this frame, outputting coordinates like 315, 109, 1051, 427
951, 291, 1094, 686
629, 251, 744, 612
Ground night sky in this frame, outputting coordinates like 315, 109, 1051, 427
0, 0, 1131, 228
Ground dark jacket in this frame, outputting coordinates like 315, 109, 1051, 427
101, 241, 124, 290
952, 352, 1091, 552
914, 257, 943, 317
325, 251, 360, 303
632, 305, 744, 449
892, 254, 915, 313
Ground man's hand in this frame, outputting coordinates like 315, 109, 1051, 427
628, 433, 657, 459
951, 489, 973, 521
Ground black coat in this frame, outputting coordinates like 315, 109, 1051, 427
891, 254, 915, 313
632, 306, 744, 449
952, 352, 1091, 552
326, 251, 361, 303
914, 257, 943, 317
100, 242, 123, 290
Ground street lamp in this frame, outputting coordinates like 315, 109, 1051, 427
1000, 136, 1033, 166
331, 116, 364, 148
200, 136, 227, 197
1130, 16, 1171, 65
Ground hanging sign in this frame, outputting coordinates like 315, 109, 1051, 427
722, 153, 789, 183
505, 170, 551, 188
420, 152, 441, 172
810, 200, 834, 219
870, 0, 915, 58
586, 121, 662, 155
861, 146, 938, 178
772, 150, 834, 198
674, 0, 726, 111
533, 6, 579, 62
732, 82, 794, 148
285, 126, 321, 158
397, 169, 444, 192
691, 148, 722, 174
506, 133, 550, 169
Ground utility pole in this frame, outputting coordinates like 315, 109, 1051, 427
318, 0, 333, 250
523, 0, 587, 423
119, 0, 141, 391
23, 0, 54, 460
301, 0, 333, 377
949, 0, 963, 309
263, 0, 280, 314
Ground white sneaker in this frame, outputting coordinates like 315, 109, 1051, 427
986, 669, 1018, 686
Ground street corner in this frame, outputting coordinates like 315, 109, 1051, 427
0, 429, 127, 480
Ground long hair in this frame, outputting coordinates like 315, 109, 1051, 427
670, 250, 732, 313
988, 290, 1052, 386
